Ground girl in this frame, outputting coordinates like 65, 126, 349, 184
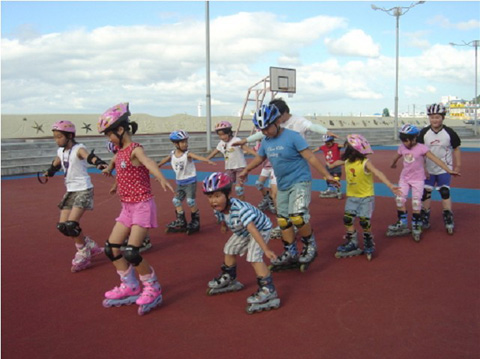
202, 172, 280, 314
45, 120, 105, 272
329, 134, 401, 261
387, 124, 459, 241
205, 121, 257, 200
158, 130, 216, 234
314, 134, 343, 199
98, 103, 174, 316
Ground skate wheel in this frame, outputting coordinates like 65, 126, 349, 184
206, 288, 215, 296
300, 263, 309, 272
447, 228, 454, 235
138, 307, 146, 316
102, 299, 111, 308
245, 306, 257, 315
366, 254, 372, 261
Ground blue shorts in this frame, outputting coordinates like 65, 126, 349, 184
424, 173, 451, 190
344, 196, 375, 218
276, 181, 312, 222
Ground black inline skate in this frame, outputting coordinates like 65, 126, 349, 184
420, 208, 431, 230
363, 233, 375, 261
269, 240, 300, 272
443, 210, 454, 235
206, 264, 244, 296
411, 213, 423, 242
186, 211, 200, 235
298, 232, 317, 272
335, 231, 363, 258
165, 211, 187, 233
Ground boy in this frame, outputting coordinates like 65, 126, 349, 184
417, 103, 461, 234
313, 135, 343, 199
239, 104, 337, 272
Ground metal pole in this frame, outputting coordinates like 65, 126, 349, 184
474, 40, 478, 136
205, 0, 212, 151
394, 11, 400, 140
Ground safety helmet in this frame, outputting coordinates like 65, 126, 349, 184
52, 120, 76, 134
252, 104, 281, 130
323, 134, 335, 142
169, 130, 189, 142
202, 172, 232, 194
347, 134, 373, 155
426, 103, 446, 116
97, 102, 130, 133
215, 121, 233, 132
399, 124, 419, 136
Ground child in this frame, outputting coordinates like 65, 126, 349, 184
206, 121, 257, 200
417, 103, 462, 234
202, 172, 280, 314
44, 120, 105, 272
253, 137, 277, 215
98, 103, 174, 316
239, 104, 337, 272
328, 134, 401, 261
387, 124, 460, 241
158, 130, 216, 234
313, 135, 343, 199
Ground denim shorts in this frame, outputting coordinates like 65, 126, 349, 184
344, 196, 375, 218
276, 181, 312, 222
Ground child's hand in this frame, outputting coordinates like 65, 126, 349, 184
449, 169, 461, 177
158, 178, 174, 193
238, 169, 248, 183
220, 222, 228, 233
208, 160, 216, 166
390, 163, 397, 169
102, 168, 112, 176
264, 249, 277, 261
390, 185, 402, 197
109, 186, 117, 195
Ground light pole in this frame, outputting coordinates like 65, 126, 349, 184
371, 1, 425, 140
450, 40, 479, 136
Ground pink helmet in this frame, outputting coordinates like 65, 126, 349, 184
52, 120, 75, 134
97, 103, 130, 133
215, 121, 232, 132
202, 172, 232, 194
347, 134, 373, 155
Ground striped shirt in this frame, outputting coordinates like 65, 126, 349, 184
214, 198, 272, 237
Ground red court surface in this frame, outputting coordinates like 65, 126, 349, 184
2, 149, 479, 359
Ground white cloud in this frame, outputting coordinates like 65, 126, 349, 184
325, 29, 380, 58
427, 15, 480, 31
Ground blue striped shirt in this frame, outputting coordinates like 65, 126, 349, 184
214, 198, 272, 237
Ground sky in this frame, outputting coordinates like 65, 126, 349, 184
1, 0, 479, 117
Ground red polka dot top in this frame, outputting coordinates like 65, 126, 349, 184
115, 142, 153, 203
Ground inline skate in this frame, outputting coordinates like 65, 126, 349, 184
71, 245, 92, 273
85, 236, 104, 257
443, 210, 454, 235
298, 233, 317, 272
411, 214, 423, 242
363, 233, 375, 261
186, 211, 200, 235
269, 241, 300, 272
386, 219, 411, 237
335, 231, 363, 258
269, 226, 283, 240
420, 208, 431, 230
319, 188, 338, 198
121, 234, 152, 253
206, 264, 244, 295
258, 192, 276, 214
165, 211, 187, 233
245, 275, 280, 314
136, 269, 163, 316
103, 266, 141, 308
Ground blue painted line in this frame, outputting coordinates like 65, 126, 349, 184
372, 145, 480, 153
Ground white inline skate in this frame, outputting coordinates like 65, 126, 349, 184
335, 231, 363, 258
246, 275, 280, 314
206, 264, 244, 296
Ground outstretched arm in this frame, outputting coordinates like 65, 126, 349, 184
157, 154, 172, 168
365, 160, 401, 196
189, 152, 216, 165
425, 151, 460, 176
205, 148, 220, 161
132, 147, 174, 193
300, 148, 335, 181
390, 153, 402, 169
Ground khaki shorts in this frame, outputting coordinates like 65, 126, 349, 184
58, 188, 94, 210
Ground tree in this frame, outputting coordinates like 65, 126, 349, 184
383, 108, 390, 117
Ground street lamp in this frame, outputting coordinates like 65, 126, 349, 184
371, 1, 425, 140
449, 40, 479, 136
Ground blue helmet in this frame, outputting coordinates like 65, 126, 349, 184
252, 104, 281, 130
169, 130, 189, 142
323, 134, 335, 142
399, 124, 419, 135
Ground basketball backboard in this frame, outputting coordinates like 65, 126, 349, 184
270, 67, 296, 93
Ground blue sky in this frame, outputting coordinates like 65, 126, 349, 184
1, 1, 479, 117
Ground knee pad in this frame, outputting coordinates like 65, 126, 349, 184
186, 198, 196, 207
255, 180, 264, 191
56, 222, 69, 236
412, 197, 422, 211
172, 197, 182, 207
439, 186, 450, 200
235, 185, 244, 197
104, 241, 123, 262
395, 195, 406, 208
64, 221, 82, 237
277, 216, 292, 230
289, 213, 305, 229
343, 212, 355, 227
123, 245, 143, 266
422, 188, 432, 201
359, 217, 371, 231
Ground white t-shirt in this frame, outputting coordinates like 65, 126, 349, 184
281, 115, 311, 139
170, 150, 197, 184
216, 136, 247, 170
57, 144, 93, 192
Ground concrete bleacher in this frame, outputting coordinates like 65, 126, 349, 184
1, 127, 477, 177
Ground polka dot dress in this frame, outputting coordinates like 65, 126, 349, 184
115, 142, 153, 203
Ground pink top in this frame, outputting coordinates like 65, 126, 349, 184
398, 143, 429, 182
115, 142, 153, 203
